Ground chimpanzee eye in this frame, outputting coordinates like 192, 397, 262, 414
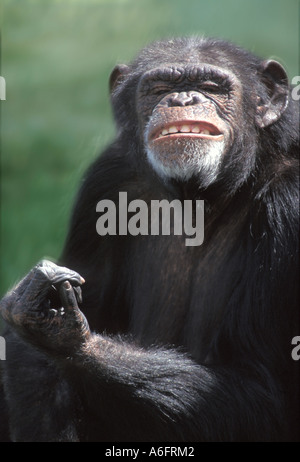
150, 85, 171, 96
200, 82, 222, 93
154, 89, 169, 97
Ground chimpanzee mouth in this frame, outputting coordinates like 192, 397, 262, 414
151, 121, 223, 141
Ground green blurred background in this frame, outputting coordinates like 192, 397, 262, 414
0, 0, 299, 299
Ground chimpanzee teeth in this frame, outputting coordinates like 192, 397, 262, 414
180, 125, 190, 132
159, 124, 212, 137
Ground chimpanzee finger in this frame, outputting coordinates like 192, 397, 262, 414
37, 260, 85, 287
22, 260, 85, 306
58, 281, 80, 312
58, 281, 90, 336
73, 286, 83, 305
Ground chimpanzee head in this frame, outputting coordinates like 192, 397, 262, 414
109, 37, 290, 189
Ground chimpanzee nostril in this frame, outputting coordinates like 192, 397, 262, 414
169, 91, 202, 107
169, 92, 193, 107
191, 93, 203, 104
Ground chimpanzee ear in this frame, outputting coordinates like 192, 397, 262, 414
255, 60, 289, 128
109, 64, 130, 93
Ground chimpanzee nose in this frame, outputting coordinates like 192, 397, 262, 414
169, 91, 201, 107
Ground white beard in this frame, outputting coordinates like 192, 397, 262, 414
146, 137, 225, 187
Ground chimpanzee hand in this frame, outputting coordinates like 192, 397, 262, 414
0, 260, 90, 356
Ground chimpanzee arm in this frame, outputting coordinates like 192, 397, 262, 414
0, 260, 283, 442
1, 330, 80, 442
65, 333, 283, 442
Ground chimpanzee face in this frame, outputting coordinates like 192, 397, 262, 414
137, 64, 241, 184
110, 38, 289, 188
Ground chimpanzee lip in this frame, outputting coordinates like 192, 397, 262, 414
151, 121, 223, 141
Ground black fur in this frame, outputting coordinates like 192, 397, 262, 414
0, 37, 299, 442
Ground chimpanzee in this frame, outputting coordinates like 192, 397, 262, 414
0, 36, 299, 442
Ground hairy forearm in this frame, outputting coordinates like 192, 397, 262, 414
61, 333, 284, 442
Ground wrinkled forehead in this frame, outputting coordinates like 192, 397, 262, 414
132, 38, 260, 79
137, 63, 240, 91
135, 45, 224, 69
